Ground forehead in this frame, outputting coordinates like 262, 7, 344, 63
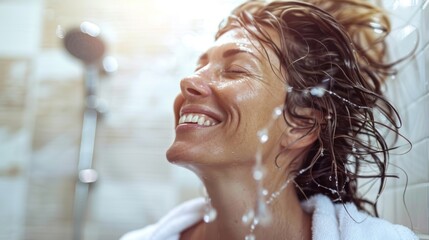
214, 28, 254, 48
221, 28, 279, 59
210, 27, 281, 69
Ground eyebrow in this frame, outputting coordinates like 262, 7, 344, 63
197, 48, 260, 63
222, 48, 258, 59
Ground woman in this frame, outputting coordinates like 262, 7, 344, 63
121, 0, 418, 239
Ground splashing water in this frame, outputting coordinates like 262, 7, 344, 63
203, 207, 217, 223
257, 129, 269, 143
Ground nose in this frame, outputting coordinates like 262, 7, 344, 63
180, 75, 212, 100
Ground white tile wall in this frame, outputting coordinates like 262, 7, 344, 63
0, 179, 26, 240
379, 0, 429, 238
0, 0, 43, 57
423, 1, 429, 47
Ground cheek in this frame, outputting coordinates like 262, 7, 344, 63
216, 79, 267, 105
215, 78, 286, 122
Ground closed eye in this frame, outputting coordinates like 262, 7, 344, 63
223, 64, 250, 74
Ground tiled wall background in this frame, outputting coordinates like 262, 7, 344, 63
0, 0, 427, 240
374, 0, 429, 239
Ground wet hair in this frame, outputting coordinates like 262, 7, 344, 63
216, 0, 410, 216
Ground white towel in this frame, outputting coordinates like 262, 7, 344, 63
301, 194, 419, 240
119, 198, 205, 240
121, 194, 418, 240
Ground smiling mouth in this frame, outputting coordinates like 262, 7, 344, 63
178, 113, 219, 126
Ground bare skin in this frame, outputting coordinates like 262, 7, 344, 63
179, 165, 312, 240
168, 28, 314, 240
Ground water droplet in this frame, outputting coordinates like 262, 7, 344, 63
253, 217, 260, 226
272, 106, 283, 118
257, 129, 269, 143
352, 147, 357, 153
245, 234, 256, 240
256, 201, 271, 225
242, 209, 254, 225
310, 87, 325, 97
250, 223, 256, 231
253, 168, 264, 181
203, 207, 217, 223
287, 86, 293, 92
329, 176, 332, 181
262, 189, 269, 196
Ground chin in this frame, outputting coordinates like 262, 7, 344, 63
166, 141, 222, 170
166, 144, 204, 178
166, 141, 196, 165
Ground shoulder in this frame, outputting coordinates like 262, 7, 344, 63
120, 197, 206, 240
302, 194, 418, 240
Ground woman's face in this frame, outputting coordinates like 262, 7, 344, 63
166, 28, 286, 167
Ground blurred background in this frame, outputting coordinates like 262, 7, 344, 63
0, 0, 427, 239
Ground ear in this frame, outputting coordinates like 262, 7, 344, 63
280, 125, 319, 150
279, 107, 320, 150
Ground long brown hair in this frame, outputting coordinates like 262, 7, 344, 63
216, 0, 410, 216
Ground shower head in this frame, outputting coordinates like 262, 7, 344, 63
63, 22, 106, 64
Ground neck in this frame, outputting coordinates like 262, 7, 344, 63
192, 162, 312, 240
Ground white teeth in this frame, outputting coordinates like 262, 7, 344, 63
191, 115, 199, 123
179, 115, 186, 124
197, 117, 205, 125
185, 114, 193, 122
179, 113, 217, 126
